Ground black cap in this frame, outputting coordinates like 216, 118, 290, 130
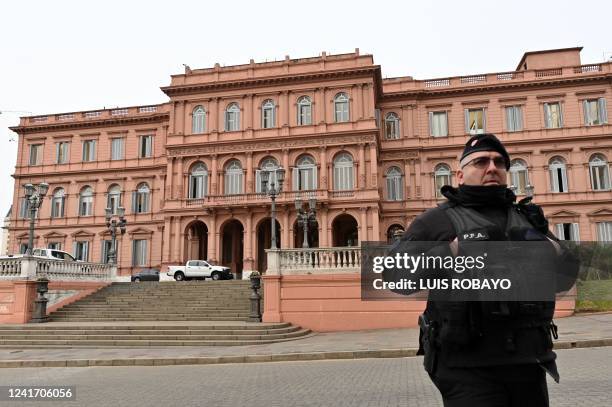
460, 133, 510, 170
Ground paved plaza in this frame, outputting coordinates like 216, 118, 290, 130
0, 347, 610, 407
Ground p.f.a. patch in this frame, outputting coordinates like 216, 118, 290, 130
460, 230, 490, 241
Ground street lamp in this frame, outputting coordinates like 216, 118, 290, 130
23, 182, 49, 255
105, 206, 127, 265
295, 194, 317, 248
261, 167, 285, 249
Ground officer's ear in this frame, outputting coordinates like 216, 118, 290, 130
456, 168, 465, 185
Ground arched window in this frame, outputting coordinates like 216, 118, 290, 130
79, 186, 93, 216
107, 185, 122, 215
224, 160, 243, 195
387, 224, 405, 243
192, 106, 206, 134
297, 96, 312, 126
385, 113, 400, 139
590, 154, 611, 191
549, 157, 568, 193
386, 167, 404, 201
225, 103, 240, 132
189, 162, 208, 199
509, 159, 530, 195
434, 164, 451, 198
333, 153, 354, 191
293, 155, 317, 191
261, 99, 275, 129
51, 188, 65, 218
334, 92, 349, 123
133, 183, 150, 213
256, 157, 280, 193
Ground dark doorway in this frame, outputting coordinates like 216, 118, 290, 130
221, 219, 244, 278
256, 218, 281, 273
185, 221, 208, 261
332, 214, 358, 247
293, 219, 319, 248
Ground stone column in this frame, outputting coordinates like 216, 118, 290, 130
369, 143, 378, 188
358, 143, 366, 189
209, 212, 217, 263
246, 152, 254, 193
176, 158, 184, 199
210, 98, 219, 133
320, 207, 329, 247
319, 147, 327, 190
360, 208, 368, 242
371, 206, 380, 241
245, 95, 253, 130
404, 160, 412, 198
211, 154, 218, 195
162, 217, 172, 264
281, 207, 290, 249
245, 212, 253, 271
354, 84, 363, 120
281, 91, 289, 127
166, 157, 174, 199
173, 216, 181, 263
415, 160, 422, 198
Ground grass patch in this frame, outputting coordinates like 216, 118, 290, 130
576, 279, 612, 312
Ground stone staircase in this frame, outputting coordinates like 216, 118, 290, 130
0, 281, 313, 348
49, 281, 255, 322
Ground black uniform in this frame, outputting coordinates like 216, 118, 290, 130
392, 184, 578, 407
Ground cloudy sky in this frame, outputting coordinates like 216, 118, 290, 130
1, 0, 610, 218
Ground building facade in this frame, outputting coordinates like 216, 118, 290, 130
8, 47, 612, 277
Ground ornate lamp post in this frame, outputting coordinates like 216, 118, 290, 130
105, 207, 127, 264
261, 168, 285, 249
295, 194, 317, 248
23, 182, 49, 255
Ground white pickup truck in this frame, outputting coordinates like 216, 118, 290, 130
167, 260, 233, 281
1, 248, 77, 262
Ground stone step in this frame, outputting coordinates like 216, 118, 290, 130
49, 317, 249, 321
0, 327, 299, 336
0, 331, 308, 342
0, 322, 292, 331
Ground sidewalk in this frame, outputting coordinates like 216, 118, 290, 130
1, 313, 611, 368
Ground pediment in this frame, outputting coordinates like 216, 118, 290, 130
128, 227, 153, 236
70, 229, 95, 238
43, 231, 67, 239
587, 208, 612, 217
548, 210, 580, 218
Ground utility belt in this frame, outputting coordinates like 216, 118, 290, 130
418, 313, 439, 374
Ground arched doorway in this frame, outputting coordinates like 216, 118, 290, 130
256, 218, 281, 273
184, 221, 208, 261
386, 224, 405, 243
332, 214, 358, 247
221, 219, 244, 278
293, 219, 319, 248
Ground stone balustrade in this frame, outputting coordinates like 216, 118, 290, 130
0, 257, 115, 281
266, 247, 361, 275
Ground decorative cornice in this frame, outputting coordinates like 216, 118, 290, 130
10, 113, 170, 135
160, 67, 380, 97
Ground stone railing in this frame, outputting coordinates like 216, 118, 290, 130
0, 257, 115, 281
266, 247, 361, 275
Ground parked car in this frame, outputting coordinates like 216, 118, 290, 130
167, 260, 233, 281
131, 268, 160, 282
0, 248, 77, 262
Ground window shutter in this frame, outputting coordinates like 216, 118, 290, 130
255, 170, 262, 193
428, 112, 434, 136
132, 240, 137, 266
559, 103, 564, 127
571, 223, 580, 242
599, 98, 608, 124
60, 197, 65, 217
464, 109, 469, 133
131, 191, 137, 213
561, 166, 568, 192
292, 168, 299, 191
543, 103, 550, 128
313, 165, 318, 190
506, 107, 512, 131
555, 224, 564, 239
516, 107, 523, 131
583, 100, 590, 125
482, 108, 487, 132
145, 192, 150, 212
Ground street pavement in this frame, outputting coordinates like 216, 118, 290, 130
0, 347, 610, 407
1, 313, 611, 367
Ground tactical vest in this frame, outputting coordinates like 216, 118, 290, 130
427, 202, 558, 367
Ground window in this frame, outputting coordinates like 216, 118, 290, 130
19, 243, 28, 254
583, 98, 608, 126
333, 153, 354, 191
107, 185, 122, 214
56, 142, 70, 164
429, 111, 448, 137
132, 183, 150, 213
51, 188, 65, 218
225, 103, 240, 131
544, 102, 563, 129
589, 154, 611, 191
554, 223, 580, 242
597, 222, 612, 242
18, 197, 30, 219
48, 242, 62, 251
189, 163, 208, 199
139, 135, 153, 158
387, 225, 405, 243
224, 160, 243, 195
293, 155, 317, 191
297, 96, 312, 125
385, 113, 400, 139
74, 241, 89, 262
192, 106, 206, 134
82, 140, 96, 161
79, 186, 93, 216
334, 93, 349, 123
261, 99, 276, 129
465, 108, 485, 134
549, 157, 568, 193
506, 106, 523, 132
101, 240, 116, 264
509, 159, 530, 195
255, 157, 279, 193
434, 164, 451, 198
29, 144, 43, 166
110, 138, 124, 160
386, 167, 404, 201
132, 239, 148, 266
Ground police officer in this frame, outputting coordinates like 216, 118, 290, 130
387, 134, 578, 407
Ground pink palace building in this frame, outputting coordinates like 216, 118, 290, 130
7, 47, 612, 278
